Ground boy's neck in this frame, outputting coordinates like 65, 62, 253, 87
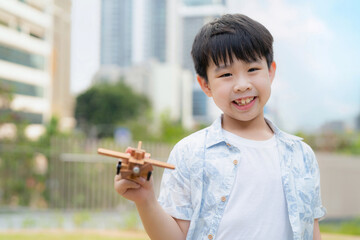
221, 113, 274, 141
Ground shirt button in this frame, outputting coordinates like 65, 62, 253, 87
208, 234, 213, 239
233, 160, 238, 165
221, 196, 226, 202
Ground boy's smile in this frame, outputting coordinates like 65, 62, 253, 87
233, 96, 256, 110
197, 56, 276, 135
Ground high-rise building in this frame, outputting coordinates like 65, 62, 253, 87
0, 0, 73, 138
100, 0, 132, 67
144, 0, 167, 63
100, 0, 168, 67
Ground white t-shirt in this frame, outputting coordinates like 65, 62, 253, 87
216, 129, 293, 239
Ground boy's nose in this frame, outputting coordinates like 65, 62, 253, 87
233, 78, 252, 92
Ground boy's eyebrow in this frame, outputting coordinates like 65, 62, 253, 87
214, 64, 231, 72
253, 58, 262, 64
214, 58, 262, 72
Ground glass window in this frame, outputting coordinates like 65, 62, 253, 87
0, 44, 45, 70
0, 78, 44, 97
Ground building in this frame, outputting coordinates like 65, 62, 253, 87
100, 0, 167, 67
100, 0, 132, 67
320, 120, 346, 134
0, 0, 73, 139
144, 0, 167, 63
52, 0, 74, 130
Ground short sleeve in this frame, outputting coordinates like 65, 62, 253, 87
305, 144, 327, 220
158, 142, 193, 220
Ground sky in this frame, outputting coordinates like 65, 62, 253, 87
70, 0, 360, 133
70, 0, 100, 95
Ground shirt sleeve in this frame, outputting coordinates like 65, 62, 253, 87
305, 143, 327, 220
158, 142, 193, 220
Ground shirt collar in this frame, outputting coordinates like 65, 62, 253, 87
265, 118, 303, 146
205, 115, 303, 149
205, 116, 227, 148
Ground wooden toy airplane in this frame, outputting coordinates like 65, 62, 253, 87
97, 141, 175, 184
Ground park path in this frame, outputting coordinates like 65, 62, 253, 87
323, 233, 360, 240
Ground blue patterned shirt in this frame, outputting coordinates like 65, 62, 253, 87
158, 116, 326, 240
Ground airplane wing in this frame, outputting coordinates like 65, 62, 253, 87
97, 148, 130, 160
144, 158, 175, 170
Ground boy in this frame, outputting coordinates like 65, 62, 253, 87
114, 14, 326, 240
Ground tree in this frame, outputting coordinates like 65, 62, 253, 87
75, 81, 150, 137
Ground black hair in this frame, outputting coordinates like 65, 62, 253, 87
191, 14, 274, 81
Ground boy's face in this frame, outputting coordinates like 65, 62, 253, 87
197, 56, 276, 125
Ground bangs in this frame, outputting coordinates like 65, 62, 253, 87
207, 31, 268, 67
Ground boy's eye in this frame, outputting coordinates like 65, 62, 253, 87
220, 73, 232, 77
248, 68, 259, 72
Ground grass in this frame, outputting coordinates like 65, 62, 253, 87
320, 218, 360, 236
0, 231, 149, 240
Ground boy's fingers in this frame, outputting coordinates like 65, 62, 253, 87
114, 174, 122, 182
137, 176, 154, 190
114, 174, 146, 185
125, 147, 132, 154
114, 177, 141, 195
136, 177, 146, 186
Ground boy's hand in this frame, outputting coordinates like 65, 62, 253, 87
113, 147, 156, 205
114, 174, 155, 204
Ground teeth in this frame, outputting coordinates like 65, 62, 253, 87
234, 97, 254, 106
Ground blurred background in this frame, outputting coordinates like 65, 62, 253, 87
0, 0, 359, 239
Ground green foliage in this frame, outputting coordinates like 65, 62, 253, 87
339, 133, 360, 155
0, 81, 13, 107
0, 81, 14, 124
73, 79, 206, 144
37, 116, 62, 148
21, 217, 36, 228
122, 111, 204, 145
0, 114, 64, 208
294, 130, 360, 155
320, 217, 360, 235
55, 213, 64, 228
157, 112, 193, 144
75, 81, 150, 137
73, 211, 91, 227
121, 109, 156, 142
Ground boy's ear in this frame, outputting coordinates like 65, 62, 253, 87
269, 61, 276, 84
197, 75, 212, 97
